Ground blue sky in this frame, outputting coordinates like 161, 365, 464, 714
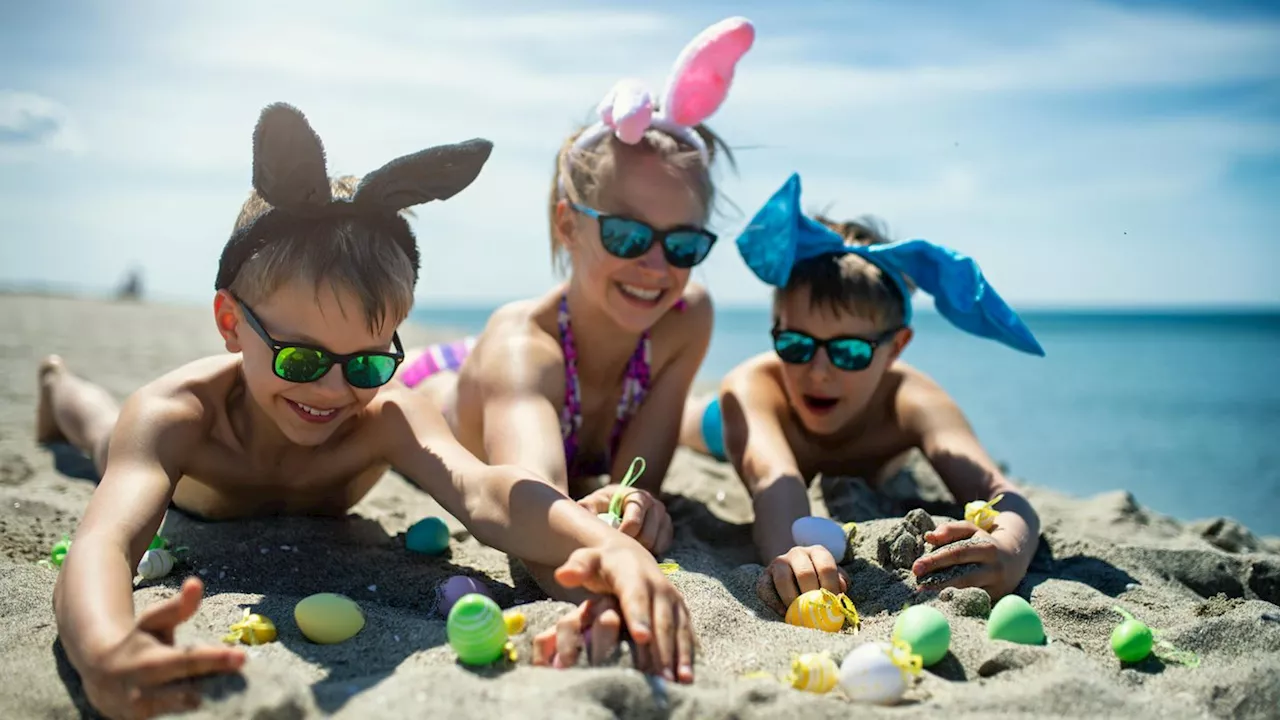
1, 0, 1277, 308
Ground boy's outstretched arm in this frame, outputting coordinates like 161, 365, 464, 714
54, 393, 245, 719
901, 377, 1041, 598
721, 369, 848, 616
381, 395, 695, 683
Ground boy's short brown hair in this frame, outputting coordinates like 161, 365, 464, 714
227, 176, 416, 334
772, 215, 912, 329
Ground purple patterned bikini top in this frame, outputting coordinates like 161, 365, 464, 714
557, 294, 684, 478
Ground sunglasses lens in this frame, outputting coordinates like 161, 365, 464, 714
664, 231, 715, 268
345, 355, 399, 389
827, 339, 875, 371
275, 347, 331, 383
773, 331, 816, 364
599, 217, 653, 259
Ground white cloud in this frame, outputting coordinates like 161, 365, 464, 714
0, 91, 85, 160
1, 1, 1277, 306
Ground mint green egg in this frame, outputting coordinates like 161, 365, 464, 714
447, 593, 508, 666
893, 605, 951, 666
988, 595, 1046, 645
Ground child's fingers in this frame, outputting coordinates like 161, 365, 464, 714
769, 561, 801, 612
618, 492, 648, 539
612, 577, 654, 645
675, 602, 695, 683
131, 681, 203, 719
554, 548, 606, 594
638, 504, 664, 552
654, 515, 674, 556
789, 550, 821, 596
587, 606, 622, 664
134, 644, 245, 687
925, 521, 979, 547
809, 547, 843, 592
531, 626, 557, 667
553, 608, 586, 669
137, 577, 205, 638
913, 537, 997, 577
650, 592, 675, 680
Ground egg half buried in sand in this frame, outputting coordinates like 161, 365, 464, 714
447, 593, 509, 666
295, 593, 365, 644
438, 575, 493, 617
406, 516, 450, 555
838, 640, 922, 705
1110, 607, 1154, 663
791, 516, 849, 562
785, 588, 861, 633
136, 548, 176, 580
988, 595, 1046, 645
787, 652, 839, 693
892, 605, 951, 666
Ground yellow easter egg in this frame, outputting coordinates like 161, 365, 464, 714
503, 610, 526, 635
223, 609, 278, 645
295, 593, 365, 644
784, 589, 861, 633
787, 652, 839, 693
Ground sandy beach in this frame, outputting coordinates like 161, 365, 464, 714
1, 293, 1278, 719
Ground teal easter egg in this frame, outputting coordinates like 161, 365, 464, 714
406, 517, 450, 555
447, 593, 508, 666
988, 595, 1045, 645
1110, 618, 1153, 663
893, 605, 951, 666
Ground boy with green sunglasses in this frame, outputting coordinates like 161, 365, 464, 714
37, 103, 696, 719
679, 173, 1046, 617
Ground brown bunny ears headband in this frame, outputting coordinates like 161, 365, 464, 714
215, 102, 494, 291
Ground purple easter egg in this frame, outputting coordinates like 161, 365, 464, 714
438, 575, 492, 616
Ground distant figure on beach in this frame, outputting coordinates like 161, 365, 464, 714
679, 174, 1047, 613
35, 103, 692, 719
115, 267, 143, 302
398, 16, 755, 669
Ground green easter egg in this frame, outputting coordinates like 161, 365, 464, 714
406, 517, 450, 555
893, 605, 951, 666
295, 593, 365, 644
50, 538, 71, 567
1110, 618, 1153, 663
988, 595, 1046, 645
447, 593, 508, 666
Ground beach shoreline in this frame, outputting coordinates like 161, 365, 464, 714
1, 294, 1277, 719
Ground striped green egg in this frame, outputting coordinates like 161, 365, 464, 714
447, 593, 508, 666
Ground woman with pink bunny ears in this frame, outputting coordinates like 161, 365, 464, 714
400, 17, 754, 679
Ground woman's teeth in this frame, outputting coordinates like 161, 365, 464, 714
295, 402, 336, 417
620, 284, 662, 301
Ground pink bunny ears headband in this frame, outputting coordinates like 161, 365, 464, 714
568, 16, 755, 168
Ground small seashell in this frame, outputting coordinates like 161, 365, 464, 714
964, 494, 1004, 531
838, 640, 921, 705
786, 652, 839, 693
137, 549, 175, 580
784, 588, 860, 633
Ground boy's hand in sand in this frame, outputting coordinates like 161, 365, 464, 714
577, 485, 674, 555
551, 544, 695, 683
79, 578, 245, 720
912, 522, 1030, 599
532, 596, 623, 669
757, 545, 850, 616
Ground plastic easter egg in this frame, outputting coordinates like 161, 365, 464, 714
964, 494, 1004, 531
50, 537, 71, 568
787, 652, 839, 693
295, 593, 365, 644
503, 610, 526, 635
148, 534, 169, 550
785, 588, 861, 633
1111, 616, 1153, 663
598, 512, 622, 529
838, 642, 914, 705
223, 609, 278, 645
893, 605, 951, 666
406, 517, 450, 555
791, 516, 848, 561
438, 575, 492, 617
988, 595, 1045, 645
447, 593, 509, 666
136, 548, 176, 580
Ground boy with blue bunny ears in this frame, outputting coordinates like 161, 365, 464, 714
680, 173, 1045, 615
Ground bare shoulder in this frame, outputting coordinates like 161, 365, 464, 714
659, 281, 714, 336
465, 297, 564, 395
113, 356, 233, 463
889, 360, 965, 432
723, 352, 787, 407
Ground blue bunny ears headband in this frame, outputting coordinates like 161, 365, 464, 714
735, 173, 1045, 356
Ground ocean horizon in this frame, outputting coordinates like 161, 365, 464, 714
412, 303, 1280, 536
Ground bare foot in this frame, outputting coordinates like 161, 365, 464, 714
35, 355, 67, 444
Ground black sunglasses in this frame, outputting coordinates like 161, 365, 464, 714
771, 326, 902, 372
235, 296, 404, 389
571, 202, 717, 269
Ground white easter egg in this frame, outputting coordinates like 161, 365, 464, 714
598, 512, 622, 529
791, 516, 848, 561
838, 642, 908, 705
137, 549, 175, 580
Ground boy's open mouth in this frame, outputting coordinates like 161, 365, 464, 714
802, 394, 839, 414
285, 398, 341, 424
